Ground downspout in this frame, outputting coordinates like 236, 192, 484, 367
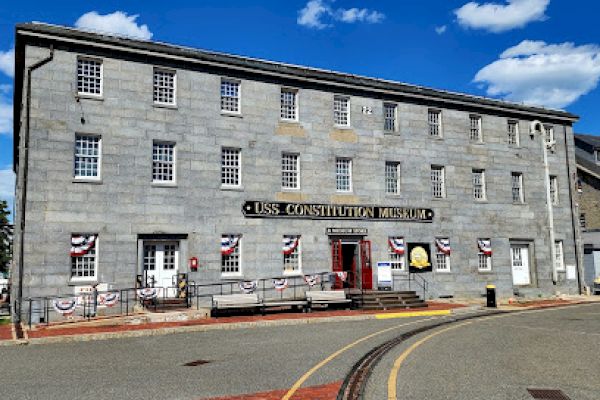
15, 45, 54, 323
563, 125, 583, 294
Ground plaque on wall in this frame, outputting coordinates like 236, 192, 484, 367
326, 227, 368, 235
408, 242, 432, 273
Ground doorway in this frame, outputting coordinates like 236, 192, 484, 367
143, 241, 179, 297
511, 244, 531, 286
331, 238, 372, 290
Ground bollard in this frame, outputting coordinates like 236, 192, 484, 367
486, 284, 496, 308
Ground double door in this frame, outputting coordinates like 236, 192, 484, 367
510, 244, 531, 286
143, 242, 179, 296
331, 239, 372, 290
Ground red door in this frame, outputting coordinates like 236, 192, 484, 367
359, 240, 372, 290
331, 239, 343, 289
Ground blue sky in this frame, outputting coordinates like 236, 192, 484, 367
1, 0, 600, 220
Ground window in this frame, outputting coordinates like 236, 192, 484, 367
549, 175, 558, 205
153, 69, 176, 105
221, 235, 241, 274
511, 172, 524, 203
435, 238, 451, 272
283, 235, 301, 274
472, 169, 486, 200
554, 241, 565, 271
388, 237, 405, 271
428, 109, 441, 137
281, 153, 300, 190
280, 88, 298, 121
385, 161, 401, 195
74, 135, 101, 179
334, 96, 350, 126
77, 58, 102, 96
580, 213, 587, 230
431, 165, 445, 198
507, 120, 519, 145
544, 124, 555, 145
71, 234, 98, 280
384, 103, 397, 132
469, 115, 482, 142
336, 158, 352, 192
477, 239, 492, 271
221, 79, 240, 113
595, 150, 600, 163
221, 148, 241, 187
152, 142, 175, 183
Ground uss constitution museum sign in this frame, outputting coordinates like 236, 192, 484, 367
242, 201, 434, 222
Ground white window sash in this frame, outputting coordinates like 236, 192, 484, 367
153, 68, 177, 106
77, 57, 103, 97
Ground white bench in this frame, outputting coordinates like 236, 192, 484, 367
306, 290, 352, 311
211, 294, 262, 316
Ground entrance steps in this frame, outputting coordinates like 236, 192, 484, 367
346, 290, 428, 310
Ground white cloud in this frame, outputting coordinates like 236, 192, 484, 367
298, 0, 385, 29
75, 11, 153, 40
0, 166, 15, 205
455, 0, 549, 33
0, 48, 14, 78
0, 97, 11, 135
435, 25, 447, 34
474, 40, 600, 109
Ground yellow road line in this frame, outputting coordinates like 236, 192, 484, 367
281, 317, 436, 400
375, 310, 451, 320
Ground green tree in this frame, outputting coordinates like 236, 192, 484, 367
0, 200, 11, 275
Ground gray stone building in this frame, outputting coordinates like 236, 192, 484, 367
11, 22, 583, 307
574, 134, 600, 290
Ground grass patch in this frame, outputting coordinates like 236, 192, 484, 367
0, 317, 11, 325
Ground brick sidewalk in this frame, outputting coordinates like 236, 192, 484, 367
201, 381, 342, 400
0, 324, 12, 340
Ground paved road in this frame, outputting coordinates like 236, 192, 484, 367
365, 303, 600, 400
0, 314, 445, 400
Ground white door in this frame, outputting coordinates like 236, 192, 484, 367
143, 242, 179, 297
511, 245, 531, 286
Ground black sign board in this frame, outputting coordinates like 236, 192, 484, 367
408, 242, 432, 273
242, 201, 434, 222
326, 227, 368, 235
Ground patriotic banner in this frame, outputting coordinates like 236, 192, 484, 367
335, 271, 348, 282
98, 292, 119, 307
282, 236, 300, 255
388, 237, 405, 255
478, 239, 492, 256
52, 298, 78, 315
221, 236, 240, 256
435, 238, 451, 255
304, 275, 321, 287
272, 278, 288, 291
70, 235, 96, 256
137, 287, 158, 300
239, 280, 258, 294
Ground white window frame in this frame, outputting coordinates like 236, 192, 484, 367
220, 78, 241, 114
477, 239, 492, 272
70, 235, 98, 281
544, 124, 555, 145
435, 238, 451, 272
472, 169, 486, 201
281, 152, 300, 190
469, 115, 482, 142
221, 235, 242, 276
385, 161, 401, 195
388, 236, 406, 272
334, 95, 350, 127
595, 150, 600, 164
74, 134, 102, 180
428, 109, 442, 137
283, 235, 302, 275
383, 102, 398, 132
77, 57, 103, 97
153, 68, 177, 106
280, 88, 298, 122
549, 175, 558, 205
431, 165, 445, 199
152, 141, 176, 184
511, 172, 524, 203
554, 240, 565, 271
508, 120, 519, 146
221, 147, 242, 188
336, 157, 353, 193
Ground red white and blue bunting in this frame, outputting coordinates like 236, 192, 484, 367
70, 235, 96, 257
304, 275, 321, 287
239, 280, 258, 294
98, 292, 119, 307
221, 236, 240, 256
334, 271, 348, 282
52, 298, 78, 315
478, 239, 492, 256
137, 287, 158, 300
435, 239, 451, 255
272, 278, 288, 291
388, 237, 405, 255
282, 236, 300, 255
